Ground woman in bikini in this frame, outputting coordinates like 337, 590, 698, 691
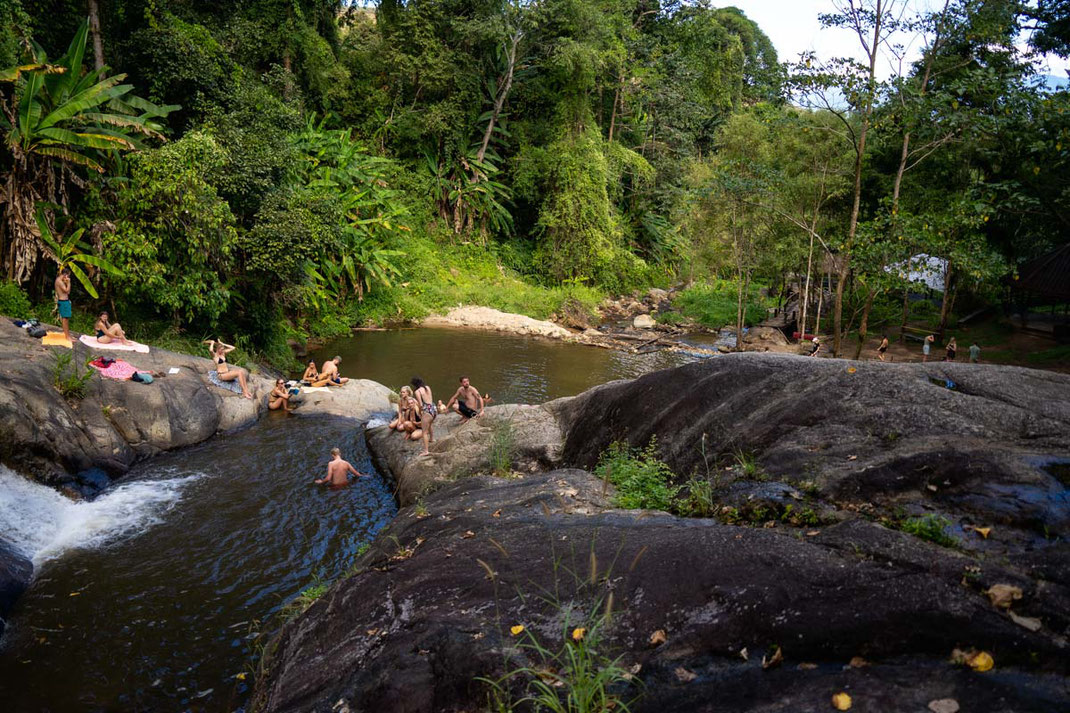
877, 335, 889, 362
301, 359, 319, 385
269, 378, 294, 412
411, 376, 436, 456
94, 311, 130, 345
389, 386, 419, 434
206, 338, 253, 399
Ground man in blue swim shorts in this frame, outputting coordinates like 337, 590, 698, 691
54, 268, 72, 341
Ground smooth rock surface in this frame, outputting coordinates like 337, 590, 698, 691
366, 402, 566, 505
0, 539, 32, 638
252, 471, 1068, 713
422, 306, 574, 339
632, 313, 657, 329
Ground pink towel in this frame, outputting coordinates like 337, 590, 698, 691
91, 359, 140, 380
79, 335, 150, 353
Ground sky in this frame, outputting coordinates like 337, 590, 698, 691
720, 0, 1070, 82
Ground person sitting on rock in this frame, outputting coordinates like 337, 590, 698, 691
808, 337, 822, 357
439, 375, 484, 422
94, 311, 130, 345
390, 386, 420, 433
269, 379, 295, 412
301, 359, 319, 385
314, 447, 367, 487
206, 338, 254, 399
311, 356, 349, 387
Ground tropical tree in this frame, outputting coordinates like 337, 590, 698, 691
34, 206, 120, 298
0, 20, 173, 284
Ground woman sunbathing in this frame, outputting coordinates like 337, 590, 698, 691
205, 338, 253, 399
94, 311, 130, 345
389, 386, 418, 432
301, 359, 319, 385
269, 379, 295, 412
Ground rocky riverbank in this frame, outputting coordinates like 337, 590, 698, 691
254, 353, 1070, 713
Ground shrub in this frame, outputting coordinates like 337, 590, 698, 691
0, 280, 31, 317
489, 419, 516, 476
674, 475, 716, 518
673, 280, 768, 328
900, 513, 958, 547
52, 352, 95, 400
595, 439, 678, 511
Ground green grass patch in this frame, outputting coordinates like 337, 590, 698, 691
667, 280, 769, 329
899, 513, 958, 547
595, 438, 678, 511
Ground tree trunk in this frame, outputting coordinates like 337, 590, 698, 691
853, 288, 876, 360
936, 258, 952, 339
477, 27, 522, 164
899, 285, 910, 342
799, 224, 816, 342
815, 266, 828, 337
87, 0, 105, 71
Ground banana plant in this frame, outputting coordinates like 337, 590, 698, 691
35, 207, 122, 299
0, 19, 176, 283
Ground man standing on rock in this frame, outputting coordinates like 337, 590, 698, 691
440, 376, 484, 422
315, 448, 367, 487
923, 334, 935, 362
54, 268, 72, 341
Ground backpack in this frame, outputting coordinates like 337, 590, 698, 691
131, 372, 154, 384
27, 326, 47, 338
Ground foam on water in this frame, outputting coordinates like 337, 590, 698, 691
0, 465, 199, 566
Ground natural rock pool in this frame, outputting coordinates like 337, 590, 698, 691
1, 328, 701, 712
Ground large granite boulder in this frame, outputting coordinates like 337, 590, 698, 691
366, 402, 566, 505
0, 538, 32, 638
0, 319, 272, 485
252, 471, 1068, 713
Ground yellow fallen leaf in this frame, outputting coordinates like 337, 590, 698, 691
967, 650, 994, 672
649, 629, 666, 646
69, 592, 80, 597
572, 627, 586, 642
832, 692, 852, 710
986, 584, 1022, 609
510, 625, 525, 636
847, 367, 857, 374
492, 509, 501, 518
235, 672, 247, 681
971, 526, 991, 539
849, 656, 868, 668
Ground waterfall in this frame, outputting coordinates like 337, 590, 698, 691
0, 465, 198, 566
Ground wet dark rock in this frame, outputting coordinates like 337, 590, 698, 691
252, 472, 1068, 713
73, 467, 111, 498
0, 539, 31, 638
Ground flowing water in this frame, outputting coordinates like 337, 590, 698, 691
1, 328, 701, 712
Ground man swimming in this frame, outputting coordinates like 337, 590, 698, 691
314, 448, 367, 486
440, 376, 484, 421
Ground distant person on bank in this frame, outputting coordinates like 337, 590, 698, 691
315, 447, 367, 486
206, 338, 254, 399
439, 376, 484, 421
54, 268, 72, 341
808, 337, 822, 357
877, 335, 889, 362
312, 356, 349, 387
969, 342, 981, 363
945, 337, 957, 362
94, 311, 131, 345
923, 334, 935, 362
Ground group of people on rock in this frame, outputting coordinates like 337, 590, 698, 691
387, 375, 489, 456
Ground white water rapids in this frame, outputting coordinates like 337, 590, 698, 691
0, 465, 198, 566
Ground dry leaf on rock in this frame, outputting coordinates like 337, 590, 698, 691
967, 525, 991, 538
848, 656, 868, 668
492, 509, 502, 518
798, 662, 818, 670
762, 646, 783, 670
1008, 611, 1042, 632
831, 692, 852, 710
966, 650, 994, 672
846, 455, 857, 461
461, 530, 476, 539
674, 667, 697, 683
928, 699, 960, 713
649, 629, 667, 646
985, 584, 1022, 609
739, 647, 749, 661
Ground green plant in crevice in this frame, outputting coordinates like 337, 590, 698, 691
490, 418, 516, 476
595, 438, 678, 512
731, 448, 765, 480
52, 351, 95, 399
675, 475, 716, 518
899, 513, 958, 547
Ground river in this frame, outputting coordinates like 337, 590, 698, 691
0, 328, 700, 712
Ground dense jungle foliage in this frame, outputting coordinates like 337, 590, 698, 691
0, 0, 1067, 366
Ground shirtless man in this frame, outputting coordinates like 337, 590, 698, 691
440, 376, 484, 421
313, 356, 349, 387
54, 268, 72, 341
314, 448, 367, 486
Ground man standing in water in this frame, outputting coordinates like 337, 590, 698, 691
54, 268, 72, 341
314, 448, 367, 486
440, 376, 484, 422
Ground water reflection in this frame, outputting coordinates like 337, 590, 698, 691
311, 327, 697, 404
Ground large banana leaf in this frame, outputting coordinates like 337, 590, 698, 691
38, 76, 131, 130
